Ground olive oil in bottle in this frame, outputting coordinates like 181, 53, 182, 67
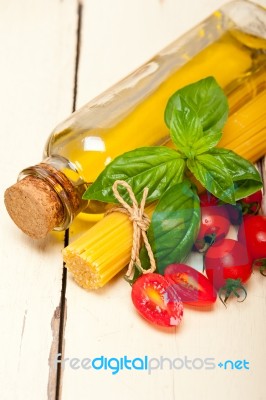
4, 0, 266, 238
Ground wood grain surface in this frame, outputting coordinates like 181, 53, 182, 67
0, 1, 266, 399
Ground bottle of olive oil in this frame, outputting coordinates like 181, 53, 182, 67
4, 0, 266, 239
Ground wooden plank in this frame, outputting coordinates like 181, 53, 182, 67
0, 1, 78, 399
62, 1, 266, 399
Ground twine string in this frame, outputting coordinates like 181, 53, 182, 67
109, 180, 156, 279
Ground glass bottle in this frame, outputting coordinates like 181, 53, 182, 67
4, 0, 266, 238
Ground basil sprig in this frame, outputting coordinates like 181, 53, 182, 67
139, 181, 200, 275
83, 76, 262, 205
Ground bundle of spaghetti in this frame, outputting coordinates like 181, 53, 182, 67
219, 89, 266, 162
63, 204, 155, 289
226, 64, 266, 114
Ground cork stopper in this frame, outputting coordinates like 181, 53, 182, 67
4, 175, 64, 239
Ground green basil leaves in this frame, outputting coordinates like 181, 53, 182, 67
170, 107, 223, 157
165, 76, 228, 136
209, 148, 262, 200
187, 154, 235, 204
140, 181, 200, 274
83, 76, 262, 205
83, 147, 185, 204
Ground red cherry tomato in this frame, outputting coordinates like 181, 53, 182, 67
225, 204, 242, 225
199, 192, 219, 207
195, 205, 230, 252
205, 239, 252, 290
239, 190, 263, 215
131, 273, 184, 327
226, 190, 263, 224
238, 215, 266, 262
164, 263, 216, 307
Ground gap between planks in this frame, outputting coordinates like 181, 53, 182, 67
47, 2, 83, 400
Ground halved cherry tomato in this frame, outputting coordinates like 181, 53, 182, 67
205, 239, 252, 304
238, 215, 266, 262
195, 205, 230, 252
131, 273, 183, 328
164, 263, 216, 307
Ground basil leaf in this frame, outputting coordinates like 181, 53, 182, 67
140, 181, 200, 275
165, 76, 228, 137
209, 148, 262, 200
187, 154, 235, 204
170, 107, 222, 157
83, 147, 186, 204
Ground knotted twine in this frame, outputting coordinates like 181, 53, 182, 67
107, 180, 156, 280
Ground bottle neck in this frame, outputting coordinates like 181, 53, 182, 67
18, 155, 88, 231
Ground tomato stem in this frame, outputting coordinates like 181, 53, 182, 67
242, 201, 260, 215
253, 258, 266, 276
198, 233, 216, 253
218, 278, 247, 306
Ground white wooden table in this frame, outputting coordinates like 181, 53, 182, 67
1, 1, 266, 399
